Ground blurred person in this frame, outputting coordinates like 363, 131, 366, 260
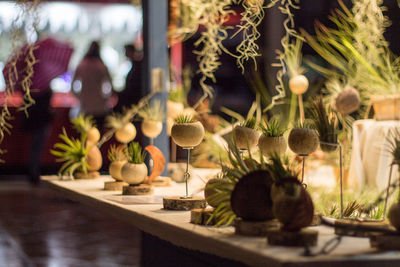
71, 41, 114, 127
114, 43, 144, 112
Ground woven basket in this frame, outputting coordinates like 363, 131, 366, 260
371, 95, 400, 120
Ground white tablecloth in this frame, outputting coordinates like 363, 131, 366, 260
349, 119, 400, 191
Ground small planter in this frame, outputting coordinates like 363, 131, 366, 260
288, 128, 318, 155
121, 162, 148, 185
141, 120, 163, 139
371, 95, 400, 121
335, 86, 360, 115
319, 133, 338, 152
115, 123, 136, 144
167, 100, 184, 119
86, 145, 102, 172
258, 135, 287, 156
233, 126, 260, 150
388, 202, 400, 230
171, 121, 205, 148
109, 160, 126, 181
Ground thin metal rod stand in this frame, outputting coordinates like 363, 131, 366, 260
181, 147, 193, 199
299, 154, 308, 185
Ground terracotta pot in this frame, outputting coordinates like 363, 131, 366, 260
167, 100, 184, 119
258, 135, 287, 157
388, 202, 400, 230
233, 126, 260, 150
171, 121, 205, 148
115, 123, 136, 143
121, 162, 148, 185
335, 86, 360, 115
86, 144, 102, 172
288, 128, 318, 155
141, 120, 163, 139
109, 160, 126, 181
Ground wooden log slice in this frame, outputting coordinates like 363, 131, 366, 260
370, 234, 400, 250
230, 170, 274, 221
163, 196, 206, 211
122, 184, 154, 195
74, 171, 100, 179
266, 228, 318, 247
334, 218, 391, 237
104, 181, 128, 191
234, 218, 280, 236
190, 208, 215, 225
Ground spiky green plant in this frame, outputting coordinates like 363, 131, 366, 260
388, 128, 400, 165
105, 110, 132, 131
206, 141, 268, 226
126, 142, 147, 164
71, 114, 96, 134
138, 100, 165, 121
107, 144, 127, 162
309, 95, 338, 145
240, 117, 257, 129
50, 128, 90, 177
259, 118, 287, 137
266, 153, 299, 184
174, 114, 195, 124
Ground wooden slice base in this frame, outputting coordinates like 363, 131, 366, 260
74, 171, 100, 179
104, 181, 128, 191
163, 196, 206, 211
122, 184, 154, 195
151, 177, 171, 187
370, 233, 400, 250
266, 228, 318, 247
334, 218, 391, 237
190, 208, 215, 225
234, 218, 280, 236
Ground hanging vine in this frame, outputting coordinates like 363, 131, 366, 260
0, 0, 40, 158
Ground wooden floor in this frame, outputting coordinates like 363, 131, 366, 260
0, 179, 141, 266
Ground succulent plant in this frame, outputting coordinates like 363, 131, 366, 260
126, 142, 147, 164
259, 117, 286, 137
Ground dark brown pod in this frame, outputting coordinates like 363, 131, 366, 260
273, 179, 314, 231
319, 133, 338, 152
230, 170, 274, 221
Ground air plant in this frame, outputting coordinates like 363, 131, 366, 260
239, 117, 257, 129
258, 118, 288, 156
138, 100, 165, 122
71, 114, 100, 144
175, 114, 195, 124
309, 95, 338, 152
259, 117, 287, 137
107, 144, 127, 163
126, 142, 147, 164
106, 110, 137, 144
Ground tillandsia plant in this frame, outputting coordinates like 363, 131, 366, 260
239, 117, 257, 129
71, 114, 100, 144
0, 0, 41, 159
309, 95, 339, 152
105, 110, 137, 144
126, 142, 147, 164
107, 144, 128, 163
206, 141, 268, 226
50, 128, 90, 177
259, 117, 286, 137
175, 114, 195, 124
138, 100, 165, 122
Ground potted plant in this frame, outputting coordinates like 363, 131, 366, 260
258, 118, 287, 157
171, 114, 205, 148
309, 95, 339, 152
232, 117, 260, 150
71, 114, 100, 144
107, 144, 128, 181
106, 111, 136, 144
121, 142, 148, 185
51, 128, 102, 179
288, 123, 319, 155
138, 100, 164, 139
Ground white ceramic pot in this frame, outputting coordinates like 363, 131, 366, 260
141, 120, 163, 139
258, 135, 287, 157
171, 121, 205, 148
121, 162, 148, 185
167, 100, 184, 119
288, 128, 319, 155
115, 123, 136, 143
232, 126, 260, 150
109, 160, 126, 181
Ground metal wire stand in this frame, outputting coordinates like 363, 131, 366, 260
181, 147, 193, 199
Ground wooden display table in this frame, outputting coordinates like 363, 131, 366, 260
42, 172, 400, 266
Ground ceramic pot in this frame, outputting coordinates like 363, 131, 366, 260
258, 135, 287, 157
288, 128, 318, 155
233, 126, 260, 150
109, 160, 126, 181
115, 123, 136, 143
121, 162, 148, 185
171, 121, 205, 148
141, 120, 163, 139
167, 100, 184, 119
87, 127, 100, 144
